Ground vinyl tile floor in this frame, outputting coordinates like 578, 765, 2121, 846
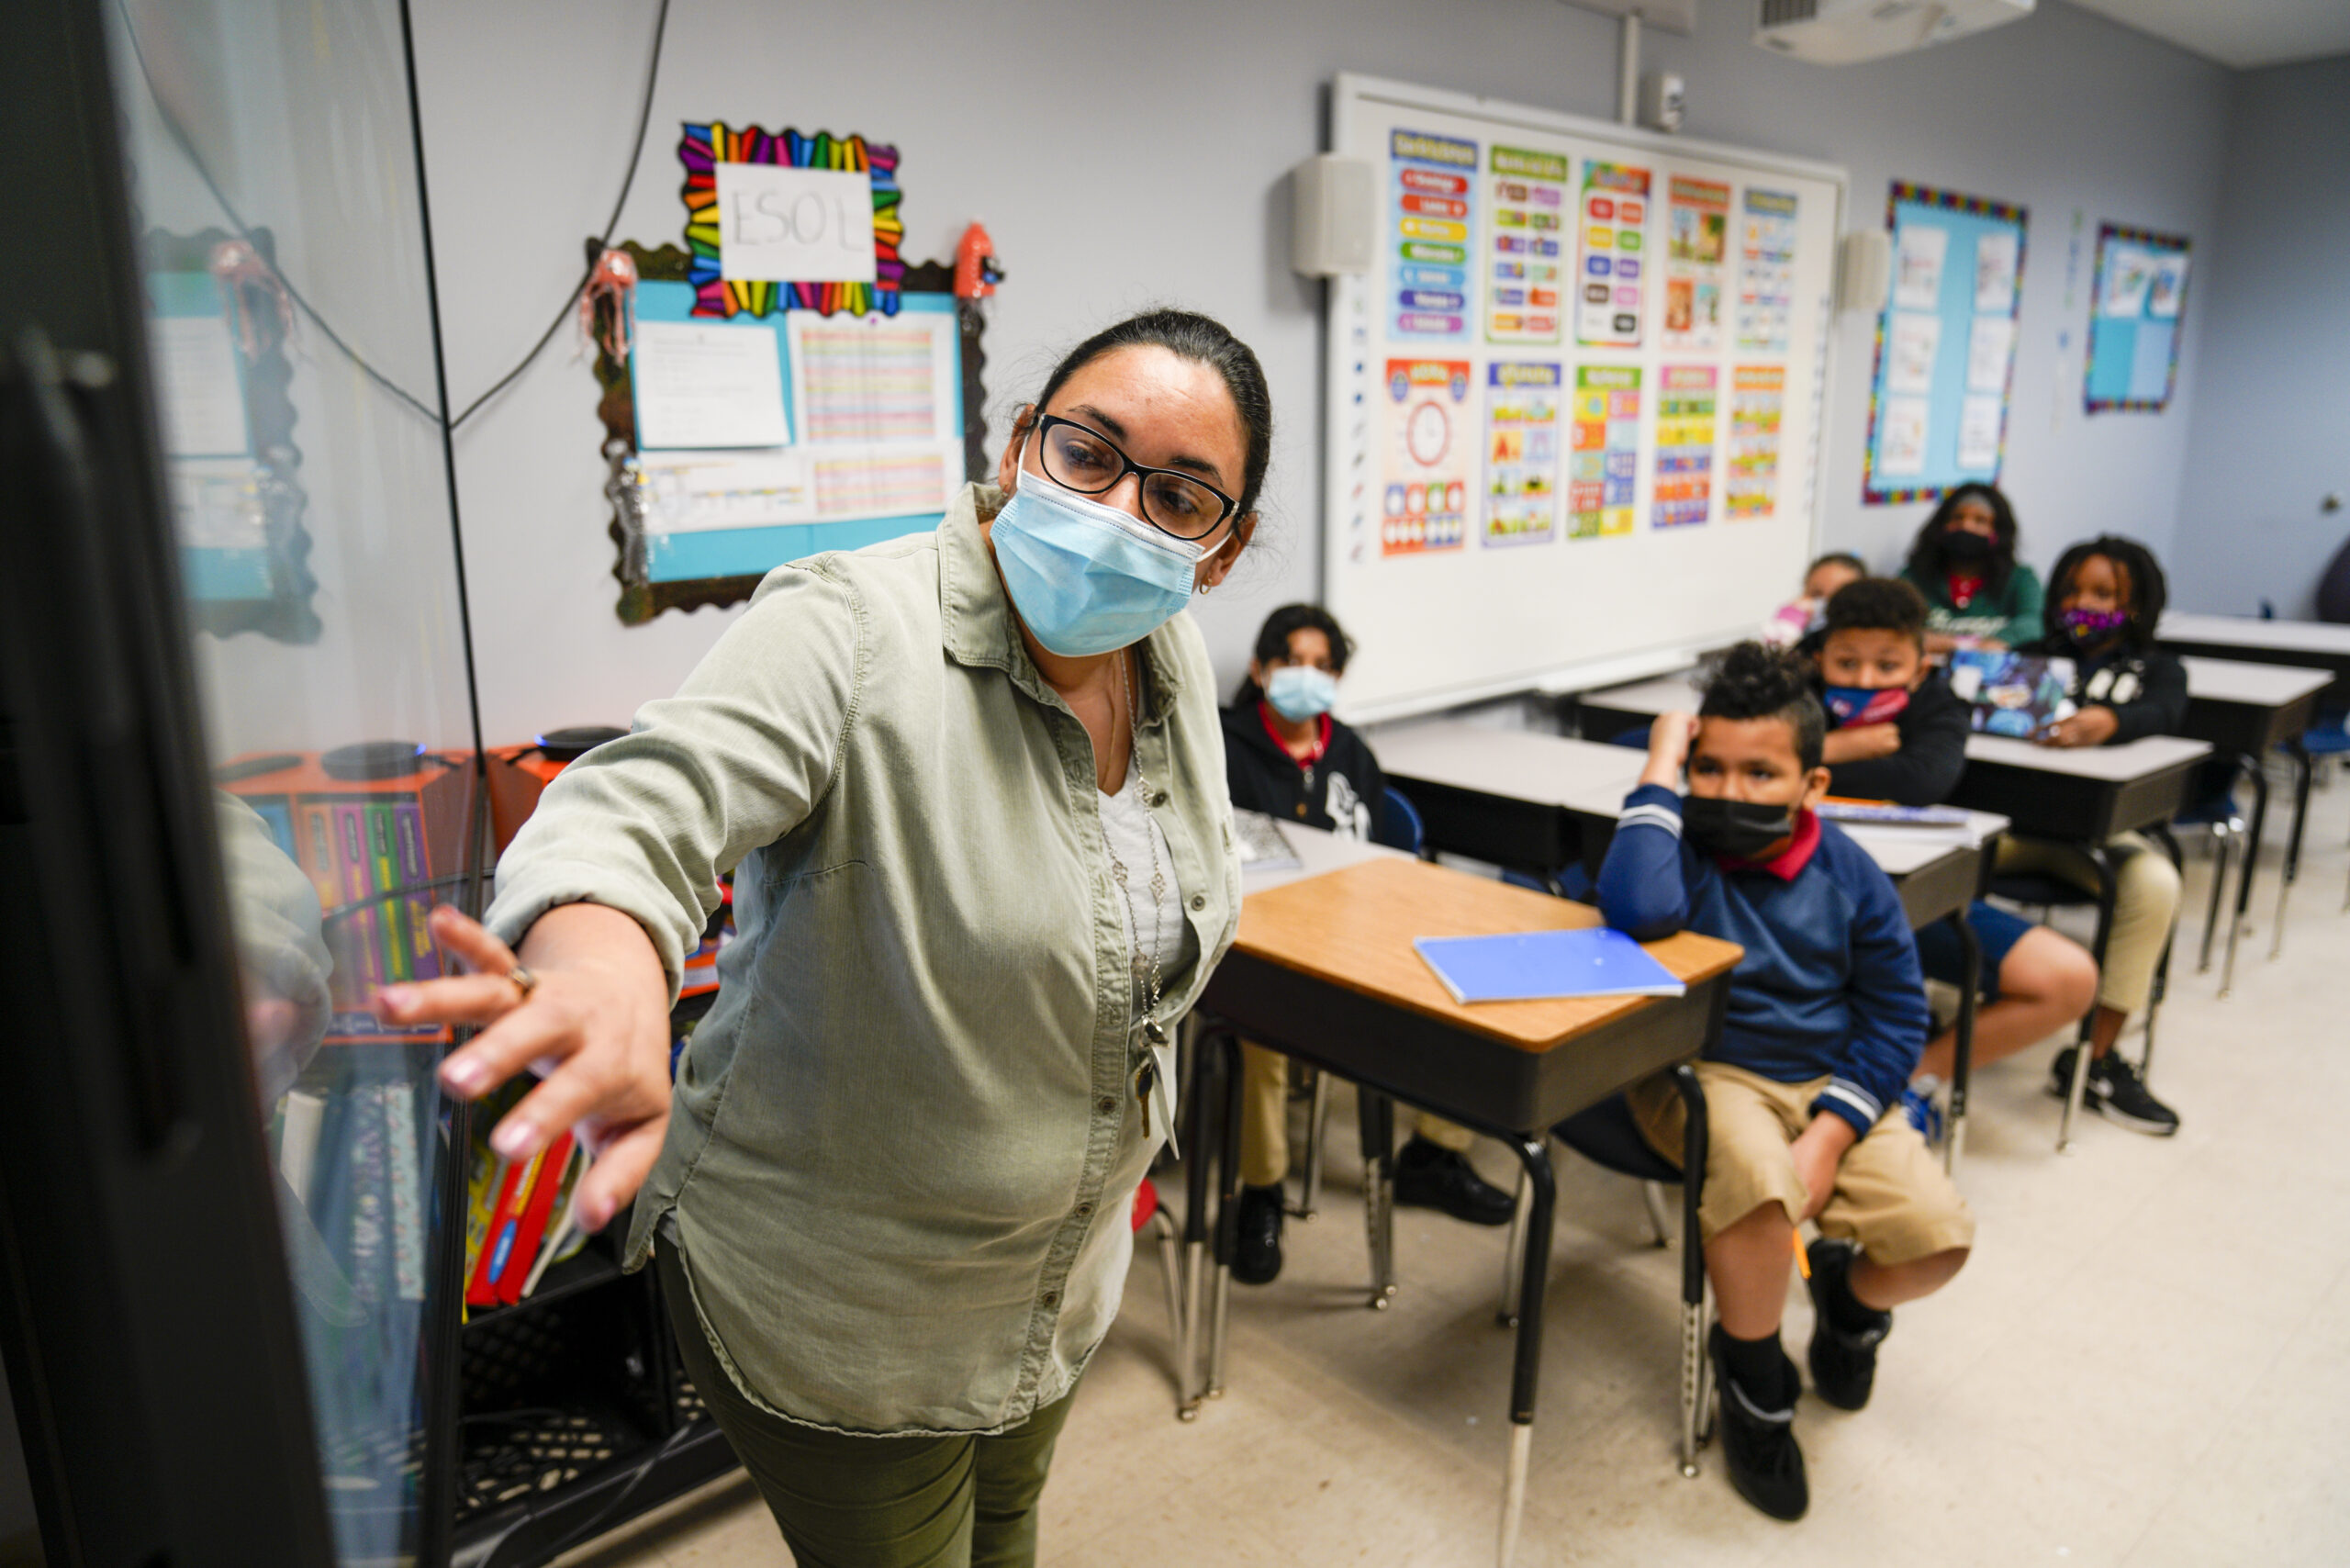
559, 766, 2350, 1567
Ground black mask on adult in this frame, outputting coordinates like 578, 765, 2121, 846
1939, 529, 1994, 561
1682, 796, 1797, 861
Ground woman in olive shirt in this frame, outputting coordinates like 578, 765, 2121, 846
1897, 482, 2045, 653
380, 311, 1264, 1568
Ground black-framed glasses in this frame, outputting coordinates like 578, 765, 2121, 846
1031, 413, 1239, 541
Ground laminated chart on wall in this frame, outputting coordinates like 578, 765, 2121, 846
1484, 146, 1568, 344
1323, 74, 1845, 719
1389, 129, 1479, 341
1862, 182, 2027, 505
2084, 225, 2188, 414
1483, 362, 1561, 545
1381, 358, 1473, 553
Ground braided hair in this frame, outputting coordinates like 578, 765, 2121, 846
2044, 534, 2168, 648
1698, 641, 1826, 770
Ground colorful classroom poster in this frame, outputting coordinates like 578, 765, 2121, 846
1483, 362, 1561, 546
1567, 364, 1639, 539
1651, 365, 1718, 529
1662, 176, 1729, 353
2084, 224, 2189, 413
1575, 162, 1650, 349
1726, 365, 1784, 520
1484, 146, 1567, 344
1381, 358, 1472, 554
1736, 189, 1798, 354
1388, 129, 1479, 342
1862, 182, 2028, 504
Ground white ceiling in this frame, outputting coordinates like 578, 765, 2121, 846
2063, 0, 2350, 70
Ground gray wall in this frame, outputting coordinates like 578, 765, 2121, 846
2170, 53, 2350, 619
413, 0, 2233, 738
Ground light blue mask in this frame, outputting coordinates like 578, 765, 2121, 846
1265, 665, 1338, 722
991, 468, 1203, 658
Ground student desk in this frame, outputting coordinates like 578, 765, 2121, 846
2176, 656, 2333, 975
1376, 722, 2005, 1170
1188, 848, 1740, 1567
1569, 674, 1702, 744
2159, 611, 2350, 705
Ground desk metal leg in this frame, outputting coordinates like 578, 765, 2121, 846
1359, 1089, 1397, 1309
2061, 844, 2119, 1153
1497, 1164, 1530, 1327
2196, 814, 2235, 976
2223, 754, 2268, 995
1496, 1134, 1558, 1568
1294, 1070, 1330, 1220
1207, 1026, 1245, 1400
1945, 910, 1977, 1180
2275, 738, 2311, 959
1671, 1064, 1710, 1478
1177, 1017, 1219, 1419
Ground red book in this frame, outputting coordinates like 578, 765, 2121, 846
496, 1134, 576, 1305
464, 1155, 531, 1308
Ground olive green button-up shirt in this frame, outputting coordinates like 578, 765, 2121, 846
484, 483, 1240, 1435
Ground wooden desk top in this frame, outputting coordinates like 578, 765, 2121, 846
2180, 656, 2333, 707
2161, 612, 2350, 657
1964, 732, 2210, 780
1232, 857, 1741, 1055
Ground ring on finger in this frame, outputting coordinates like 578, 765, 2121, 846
506, 963, 540, 1002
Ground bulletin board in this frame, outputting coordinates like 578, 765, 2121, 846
1322, 73, 1845, 722
1859, 182, 2027, 506
2084, 224, 2188, 414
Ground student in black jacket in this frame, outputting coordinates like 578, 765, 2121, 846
1809, 580, 2100, 1145
1222, 605, 1514, 1284
1998, 535, 2188, 1135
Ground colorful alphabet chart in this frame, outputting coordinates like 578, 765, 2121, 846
1484, 146, 1568, 345
1389, 129, 1479, 342
1483, 362, 1561, 546
1575, 162, 1651, 349
1567, 364, 1640, 539
1662, 176, 1729, 353
1726, 365, 1785, 519
1736, 189, 1799, 355
1651, 365, 1718, 529
1381, 358, 1473, 554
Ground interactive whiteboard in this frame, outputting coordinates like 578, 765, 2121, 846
1323, 74, 1847, 722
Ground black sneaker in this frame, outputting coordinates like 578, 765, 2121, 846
1390, 1137, 1516, 1226
1707, 1325, 1807, 1521
1231, 1184, 1284, 1285
1803, 1238, 1892, 1411
2087, 1053, 2180, 1137
2047, 1044, 2086, 1102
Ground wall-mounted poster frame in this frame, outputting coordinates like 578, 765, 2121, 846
592, 242, 987, 625
2084, 223, 2188, 414
1860, 181, 2028, 507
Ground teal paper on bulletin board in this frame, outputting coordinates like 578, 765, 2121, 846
2084, 224, 2188, 414
1860, 182, 2028, 507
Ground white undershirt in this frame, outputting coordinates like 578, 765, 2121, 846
1098, 770, 1194, 1022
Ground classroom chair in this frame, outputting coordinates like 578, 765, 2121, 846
1131, 1177, 1187, 1407
1505, 1067, 1711, 1477
2172, 770, 2252, 995
2297, 714, 2350, 913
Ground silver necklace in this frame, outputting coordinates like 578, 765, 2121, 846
1105, 649, 1168, 1052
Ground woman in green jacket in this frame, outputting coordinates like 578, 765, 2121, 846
1897, 482, 2044, 653
379, 310, 1265, 1568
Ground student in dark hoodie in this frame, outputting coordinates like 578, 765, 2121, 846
1222, 605, 1513, 1284
1992, 535, 2188, 1135
1805, 579, 2099, 1143
1599, 642, 1972, 1522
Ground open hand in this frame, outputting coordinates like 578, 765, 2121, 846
2036, 707, 2119, 749
377, 903, 674, 1232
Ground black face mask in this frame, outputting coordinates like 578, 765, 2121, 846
1939, 528, 1994, 561
1682, 796, 1797, 861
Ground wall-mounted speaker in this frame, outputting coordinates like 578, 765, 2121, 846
1835, 229, 1892, 314
1291, 153, 1376, 278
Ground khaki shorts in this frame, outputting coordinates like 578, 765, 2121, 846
1628, 1062, 1975, 1266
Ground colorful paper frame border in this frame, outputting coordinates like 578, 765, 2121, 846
1860, 181, 2030, 507
679, 122, 906, 319
2083, 222, 2188, 415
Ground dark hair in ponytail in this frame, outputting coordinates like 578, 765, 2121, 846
1698, 641, 1827, 770
1025, 308, 1274, 518
1232, 603, 1353, 709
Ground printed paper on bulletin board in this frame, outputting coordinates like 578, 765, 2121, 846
2084, 224, 2188, 414
1860, 182, 2027, 507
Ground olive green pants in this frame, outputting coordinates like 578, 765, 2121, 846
656, 1248, 1079, 1568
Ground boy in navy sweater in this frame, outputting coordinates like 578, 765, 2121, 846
1601, 643, 1974, 1522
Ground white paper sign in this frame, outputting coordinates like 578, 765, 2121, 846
714, 163, 878, 284
1879, 396, 1930, 476
1965, 316, 2015, 394
1956, 394, 2004, 470
1887, 312, 1942, 396
151, 315, 251, 457
2146, 253, 2189, 319
1894, 225, 1948, 311
632, 451, 813, 534
632, 319, 791, 450
786, 310, 958, 445
2101, 245, 2154, 317
1972, 231, 2019, 314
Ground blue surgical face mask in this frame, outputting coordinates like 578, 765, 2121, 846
1265, 665, 1338, 722
990, 460, 1205, 658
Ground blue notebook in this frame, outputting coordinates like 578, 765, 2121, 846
1413, 927, 1687, 1005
